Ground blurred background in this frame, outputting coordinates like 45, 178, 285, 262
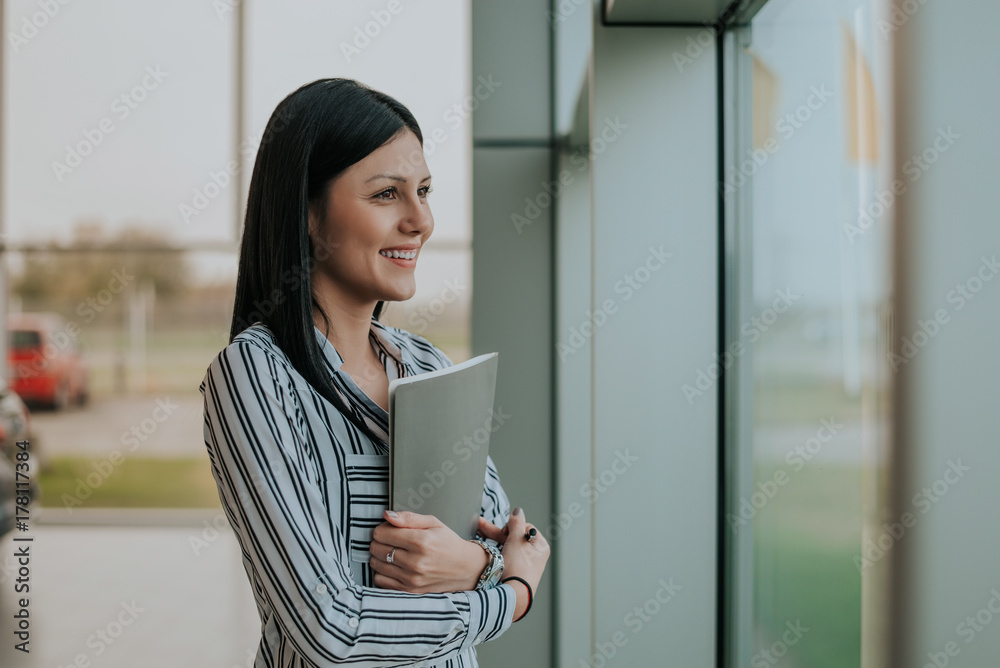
0, 0, 477, 665
1, 0, 477, 508
0, 0, 997, 667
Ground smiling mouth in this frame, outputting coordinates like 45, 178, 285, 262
379, 249, 417, 260
379, 250, 417, 267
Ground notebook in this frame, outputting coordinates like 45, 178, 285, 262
388, 352, 499, 540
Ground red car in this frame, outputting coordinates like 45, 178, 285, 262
8, 312, 89, 410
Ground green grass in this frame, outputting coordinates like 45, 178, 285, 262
38, 456, 222, 509
754, 528, 862, 668
752, 463, 865, 668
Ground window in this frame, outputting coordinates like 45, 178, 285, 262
724, 1, 894, 666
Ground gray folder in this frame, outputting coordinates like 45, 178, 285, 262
388, 352, 499, 540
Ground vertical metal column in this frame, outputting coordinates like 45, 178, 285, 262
233, 0, 246, 242
0, 0, 9, 384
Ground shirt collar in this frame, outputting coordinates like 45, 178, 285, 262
312, 318, 410, 376
312, 319, 410, 450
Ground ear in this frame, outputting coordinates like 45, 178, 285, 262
307, 203, 320, 238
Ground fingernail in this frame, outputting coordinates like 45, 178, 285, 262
386, 510, 398, 518
514, 507, 523, 517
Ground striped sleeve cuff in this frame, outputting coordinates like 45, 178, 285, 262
460, 582, 518, 652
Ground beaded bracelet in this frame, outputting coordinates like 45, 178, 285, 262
500, 576, 533, 622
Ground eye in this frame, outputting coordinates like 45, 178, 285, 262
372, 185, 433, 200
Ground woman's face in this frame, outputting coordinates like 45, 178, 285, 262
309, 128, 433, 309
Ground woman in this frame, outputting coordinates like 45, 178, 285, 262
199, 78, 550, 667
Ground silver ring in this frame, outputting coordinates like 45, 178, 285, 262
386, 547, 397, 564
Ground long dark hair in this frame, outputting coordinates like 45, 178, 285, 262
230, 78, 423, 441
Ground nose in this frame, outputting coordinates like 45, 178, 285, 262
402, 195, 433, 236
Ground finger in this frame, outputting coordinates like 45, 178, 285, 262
369, 539, 400, 563
477, 517, 505, 543
372, 571, 408, 591
372, 523, 427, 551
382, 509, 443, 530
506, 506, 526, 532
478, 516, 500, 532
369, 551, 407, 578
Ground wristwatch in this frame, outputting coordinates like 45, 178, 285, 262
470, 538, 504, 590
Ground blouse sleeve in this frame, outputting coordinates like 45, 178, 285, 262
201, 340, 517, 666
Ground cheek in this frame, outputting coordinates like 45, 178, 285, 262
317, 221, 376, 260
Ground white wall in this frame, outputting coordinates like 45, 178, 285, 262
891, 0, 1000, 664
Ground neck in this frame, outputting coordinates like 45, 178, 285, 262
311, 278, 379, 367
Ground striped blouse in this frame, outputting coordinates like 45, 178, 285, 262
199, 318, 517, 667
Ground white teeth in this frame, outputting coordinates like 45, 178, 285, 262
380, 249, 416, 260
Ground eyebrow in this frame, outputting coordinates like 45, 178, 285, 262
365, 173, 432, 184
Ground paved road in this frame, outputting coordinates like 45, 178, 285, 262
0, 511, 260, 667
27, 394, 208, 461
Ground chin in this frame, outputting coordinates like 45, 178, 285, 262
382, 285, 417, 303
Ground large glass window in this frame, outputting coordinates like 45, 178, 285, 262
725, 1, 894, 666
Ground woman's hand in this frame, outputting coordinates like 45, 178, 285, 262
479, 507, 550, 621
369, 510, 489, 593
479, 507, 549, 593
